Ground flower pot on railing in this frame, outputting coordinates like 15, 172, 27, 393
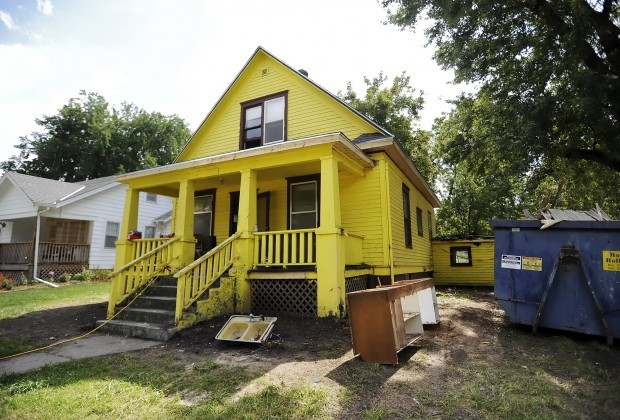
128, 230, 142, 240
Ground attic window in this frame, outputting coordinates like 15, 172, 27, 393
241, 92, 287, 149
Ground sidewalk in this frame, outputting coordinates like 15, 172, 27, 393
0, 334, 161, 376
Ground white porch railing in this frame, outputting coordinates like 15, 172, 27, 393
253, 229, 317, 267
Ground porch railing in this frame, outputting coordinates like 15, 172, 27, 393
173, 232, 240, 323
39, 242, 90, 264
107, 236, 180, 318
0, 242, 32, 264
253, 229, 316, 267
130, 238, 172, 260
343, 233, 364, 265
0, 242, 92, 265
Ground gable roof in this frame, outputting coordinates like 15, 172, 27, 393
175, 46, 393, 162
0, 172, 119, 208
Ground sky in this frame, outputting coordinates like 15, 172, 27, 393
0, 0, 466, 166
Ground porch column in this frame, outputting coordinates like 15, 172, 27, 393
114, 187, 140, 270
232, 169, 257, 312
316, 155, 346, 317
173, 179, 197, 268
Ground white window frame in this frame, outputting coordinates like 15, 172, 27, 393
144, 225, 156, 238
104, 221, 120, 248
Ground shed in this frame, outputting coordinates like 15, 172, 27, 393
431, 236, 494, 286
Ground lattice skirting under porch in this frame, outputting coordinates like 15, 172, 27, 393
345, 275, 369, 294
39, 264, 86, 278
251, 279, 318, 316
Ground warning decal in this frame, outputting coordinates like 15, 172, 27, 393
501, 255, 521, 270
603, 250, 620, 271
522, 256, 543, 271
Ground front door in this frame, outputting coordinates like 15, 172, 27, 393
229, 191, 270, 235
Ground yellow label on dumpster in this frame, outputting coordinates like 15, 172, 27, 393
603, 251, 620, 271
522, 256, 543, 271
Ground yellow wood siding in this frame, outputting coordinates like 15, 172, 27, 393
340, 165, 386, 266
178, 51, 379, 162
432, 239, 495, 286
387, 158, 435, 273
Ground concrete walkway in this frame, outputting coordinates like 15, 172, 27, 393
0, 334, 161, 376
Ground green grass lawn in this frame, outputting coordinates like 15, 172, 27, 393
0, 282, 110, 322
0, 354, 328, 419
0, 282, 110, 358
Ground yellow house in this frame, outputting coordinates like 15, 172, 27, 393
104, 47, 440, 339
432, 237, 494, 286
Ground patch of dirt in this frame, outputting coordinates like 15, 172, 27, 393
0, 301, 106, 344
3, 287, 620, 418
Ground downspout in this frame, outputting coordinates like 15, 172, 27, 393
383, 159, 395, 285
33, 206, 58, 288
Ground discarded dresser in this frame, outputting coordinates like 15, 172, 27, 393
491, 219, 620, 344
347, 278, 439, 364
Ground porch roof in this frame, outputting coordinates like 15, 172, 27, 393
115, 132, 374, 184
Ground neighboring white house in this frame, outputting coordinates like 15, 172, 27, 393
0, 171, 172, 278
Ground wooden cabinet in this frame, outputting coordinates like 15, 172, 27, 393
347, 278, 436, 365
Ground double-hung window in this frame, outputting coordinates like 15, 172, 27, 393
416, 207, 424, 237
402, 184, 412, 248
241, 93, 287, 149
104, 221, 120, 248
289, 179, 318, 229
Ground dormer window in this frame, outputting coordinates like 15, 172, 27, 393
241, 92, 287, 149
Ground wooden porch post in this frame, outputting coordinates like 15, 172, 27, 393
316, 155, 346, 317
114, 187, 140, 271
173, 179, 197, 268
232, 169, 257, 312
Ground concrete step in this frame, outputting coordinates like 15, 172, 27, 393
153, 276, 177, 286
117, 308, 175, 324
143, 285, 177, 298
97, 319, 177, 341
133, 296, 176, 311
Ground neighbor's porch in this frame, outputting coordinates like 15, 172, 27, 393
109, 133, 375, 322
0, 217, 91, 278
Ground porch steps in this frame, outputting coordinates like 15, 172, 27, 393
98, 276, 180, 341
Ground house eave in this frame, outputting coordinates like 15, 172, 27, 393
357, 137, 441, 208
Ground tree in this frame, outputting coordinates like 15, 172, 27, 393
432, 92, 620, 235
339, 72, 437, 183
382, 0, 620, 173
1, 91, 190, 182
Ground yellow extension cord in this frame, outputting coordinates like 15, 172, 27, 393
0, 276, 161, 361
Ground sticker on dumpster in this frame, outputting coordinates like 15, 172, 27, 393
603, 251, 620, 271
522, 256, 542, 271
501, 255, 521, 269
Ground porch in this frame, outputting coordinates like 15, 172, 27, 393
0, 242, 91, 277
106, 133, 376, 331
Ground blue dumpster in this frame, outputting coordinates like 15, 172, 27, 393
490, 220, 620, 344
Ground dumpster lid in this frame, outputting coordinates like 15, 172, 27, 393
490, 219, 620, 230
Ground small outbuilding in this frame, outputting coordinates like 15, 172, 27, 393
431, 236, 494, 286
